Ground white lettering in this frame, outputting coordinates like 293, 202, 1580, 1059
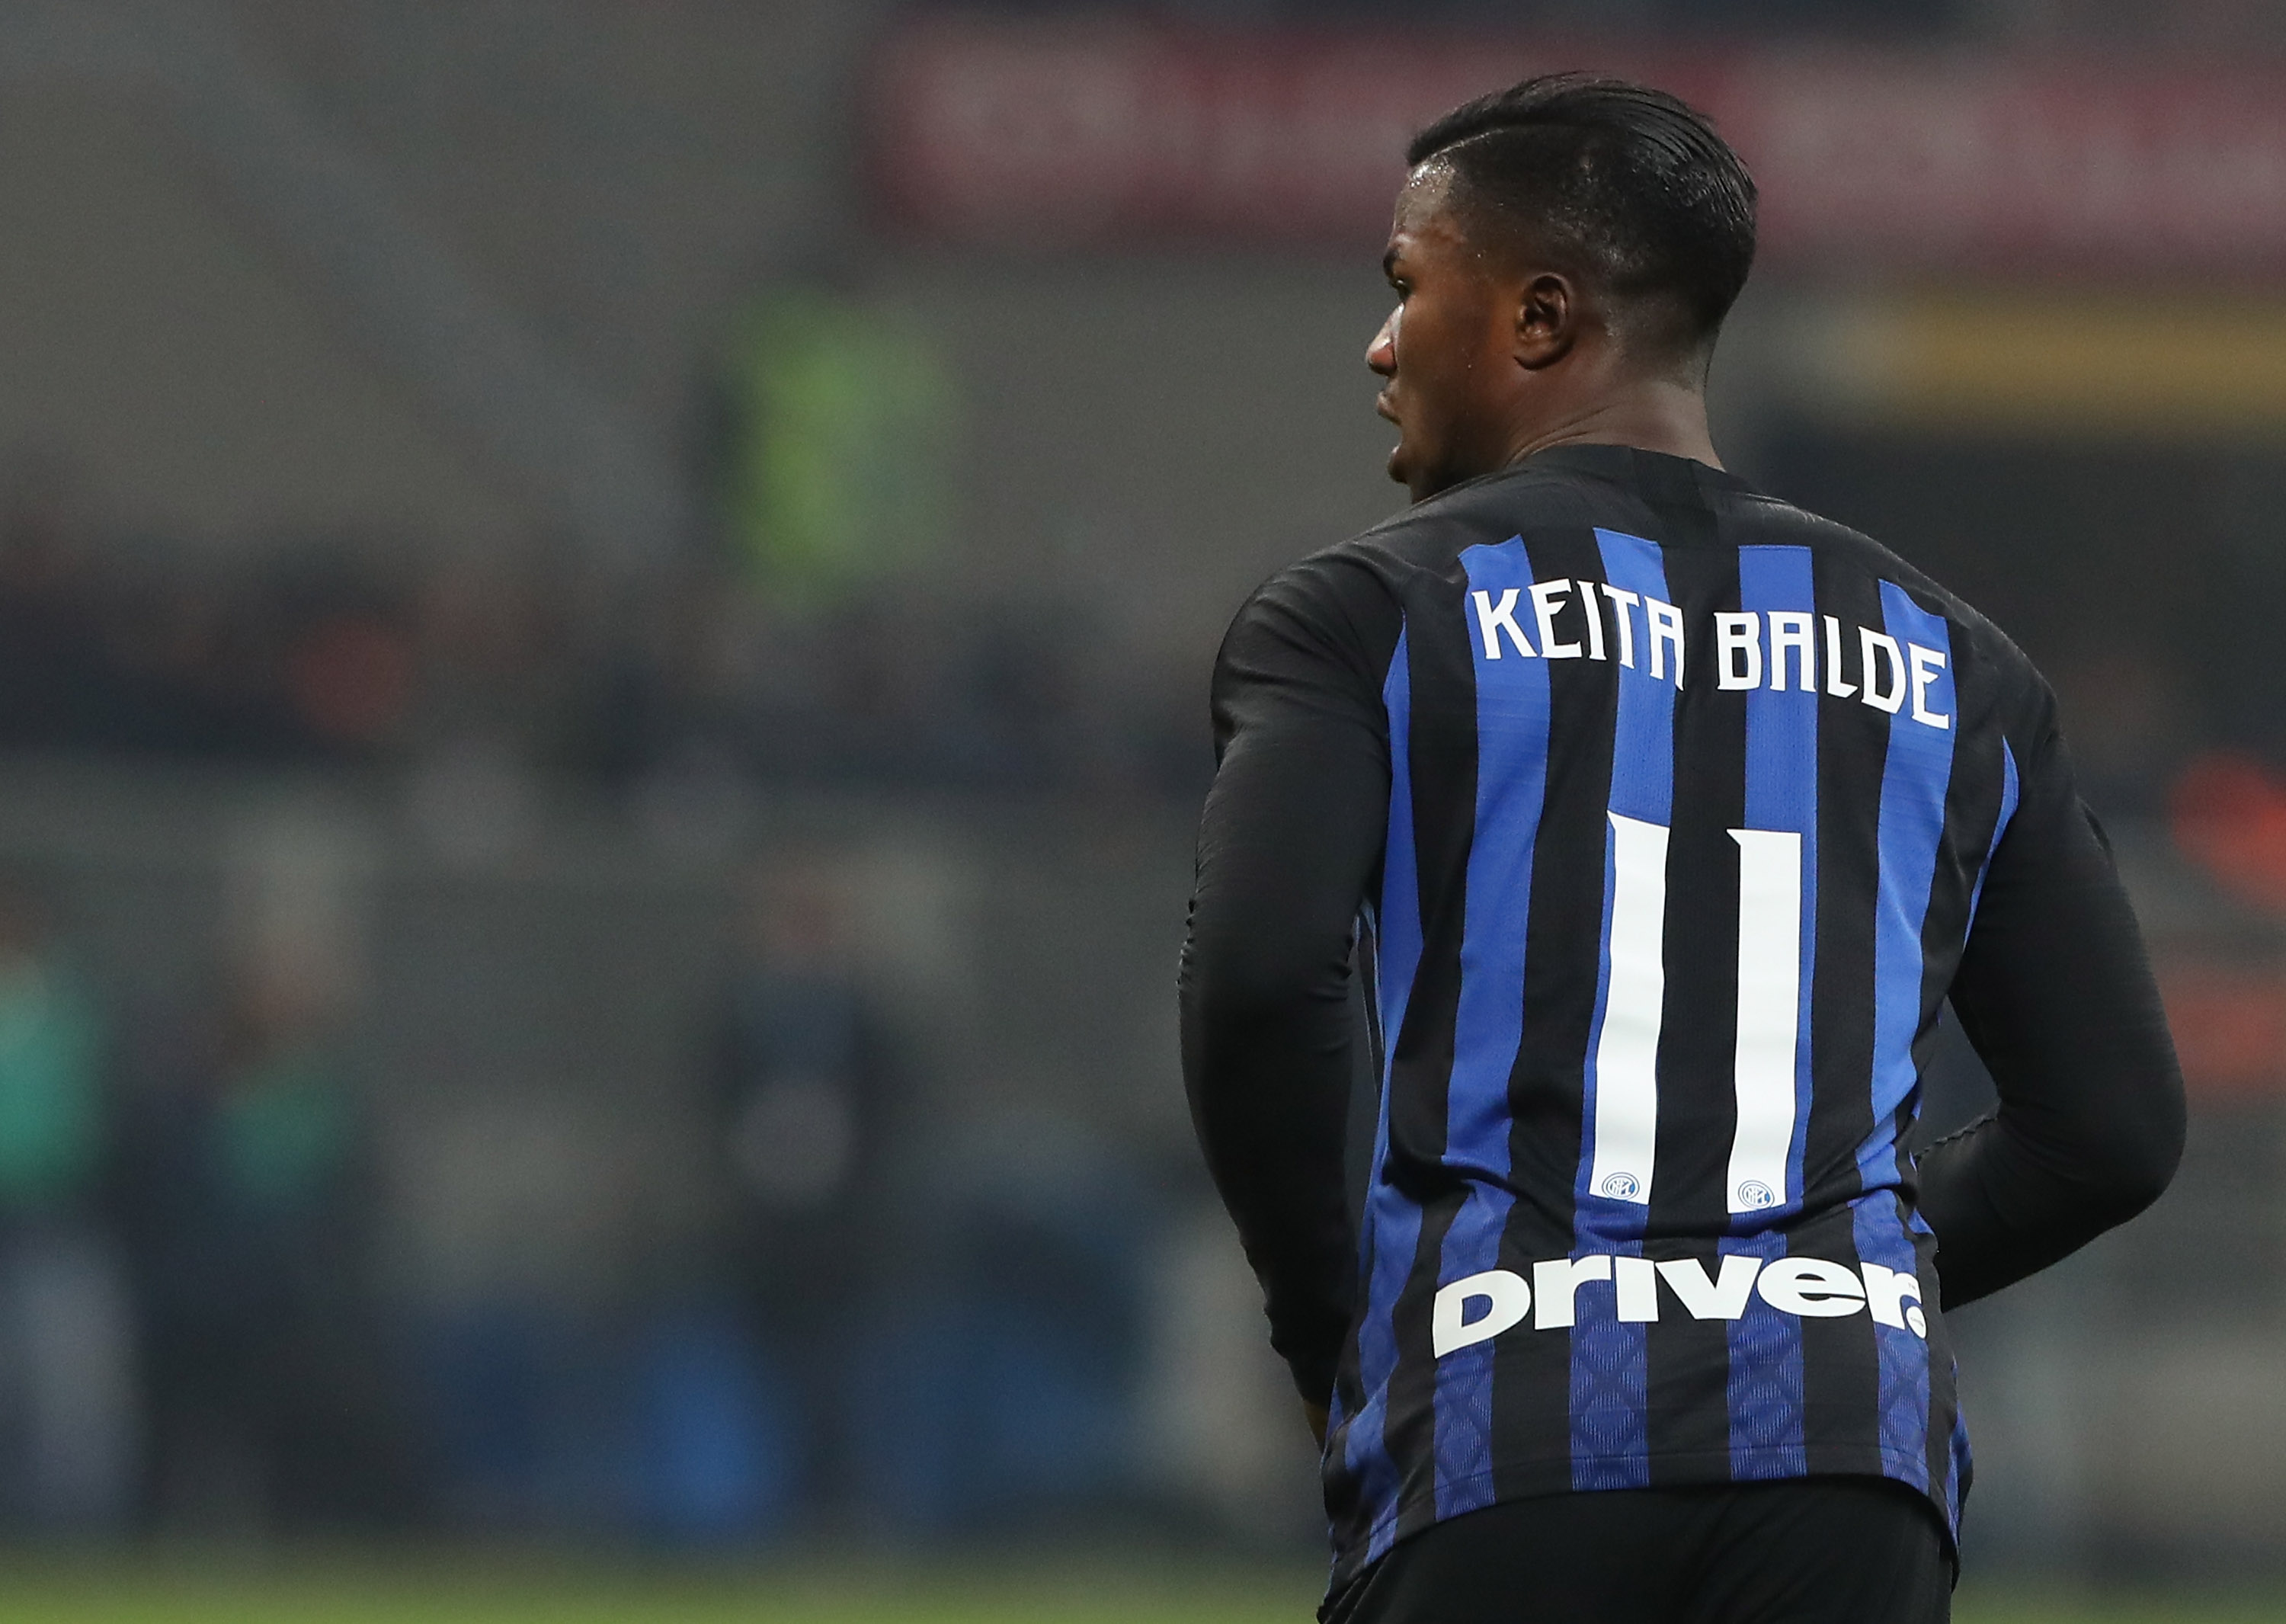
1656, 1255, 1764, 1321
1471, 588, 1536, 660
1592, 812, 1811, 1212
1859, 629, 1906, 714
1727, 830, 1801, 1213
1909, 644, 1951, 730
1757, 1257, 1868, 1318
1715, 611, 1762, 690
1433, 1269, 1532, 1356
1769, 611, 1815, 692
1577, 581, 1607, 661
1861, 1262, 1927, 1339
1614, 1255, 1660, 1321
1420, 1252, 1907, 1354
1705, 609, 1944, 729
1590, 814, 1668, 1208
1823, 615, 1856, 698
1531, 580, 1582, 658
1532, 1254, 1614, 1331
1601, 585, 1640, 668
1647, 597, 1686, 687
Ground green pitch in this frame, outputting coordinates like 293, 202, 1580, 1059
0, 1563, 2273, 1624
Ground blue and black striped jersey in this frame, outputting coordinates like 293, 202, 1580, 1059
1180, 444, 2183, 1590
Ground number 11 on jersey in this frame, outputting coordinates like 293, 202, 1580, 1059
1589, 813, 1804, 1216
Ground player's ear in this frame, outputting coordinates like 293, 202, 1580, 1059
1515, 271, 1578, 371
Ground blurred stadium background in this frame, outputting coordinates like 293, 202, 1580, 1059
0, 0, 2280, 1618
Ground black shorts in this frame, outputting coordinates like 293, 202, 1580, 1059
1322, 1476, 1951, 1624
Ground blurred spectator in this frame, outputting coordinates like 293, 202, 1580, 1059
119, 945, 418, 1534
710, 857, 899, 1529
0, 876, 134, 1532
0, 458, 114, 752
0, 450, 1210, 802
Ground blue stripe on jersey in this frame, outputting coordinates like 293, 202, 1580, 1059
1342, 624, 1421, 1561
1855, 1189, 1933, 1494
1944, 1401, 1971, 1531
1433, 540, 1551, 1515
1863, 581, 1956, 1175
1967, 741, 2021, 927
1570, 529, 1675, 1491
1727, 544, 1818, 1479
1857, 579, 1959, 1494
1376, 624, 1424, 1121
1722, 1228, 1807, 1479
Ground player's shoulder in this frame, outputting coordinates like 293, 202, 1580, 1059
1726, 488, 2046, 694
1224, 474, 1569, 656
1217, 530, 1408, 693
1226, 478, 1486, 643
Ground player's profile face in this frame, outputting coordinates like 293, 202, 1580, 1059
1369, 167, 1519, 503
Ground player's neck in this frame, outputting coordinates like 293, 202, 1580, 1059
1503, 376, 1724, 473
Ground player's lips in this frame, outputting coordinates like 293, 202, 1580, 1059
1375, 389, 1400, 424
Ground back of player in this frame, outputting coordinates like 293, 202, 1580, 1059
1319, 444, 2014, 1581
1178, 73, 2182, 1624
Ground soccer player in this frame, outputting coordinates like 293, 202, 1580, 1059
1178, 75, 2184, 1623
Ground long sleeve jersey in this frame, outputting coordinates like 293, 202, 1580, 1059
1178, 444, 2184, 1587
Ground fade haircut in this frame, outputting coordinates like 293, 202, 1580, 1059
1407, 74, 1757, 364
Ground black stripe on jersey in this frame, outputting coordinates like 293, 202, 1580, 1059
1378, 557, 1479, 1544
1330, 913, 1382, 1439
1644, 538, 1747, 1477
1649, 540, 1747, 1238
1357, 911, 1386, 1099
1798, 547, 1887, 1479
1789, 1196, 1884, 1478
1487, 526, 1617, 1500
1644, 456, 1731, 548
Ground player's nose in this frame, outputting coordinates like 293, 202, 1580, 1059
1367, 307, 1398, 376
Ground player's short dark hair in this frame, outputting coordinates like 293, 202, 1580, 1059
1407, 74, 1757, 360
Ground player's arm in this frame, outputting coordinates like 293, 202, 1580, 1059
1178, 559, 1394, 1411
1917, 708, 2186, 1308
